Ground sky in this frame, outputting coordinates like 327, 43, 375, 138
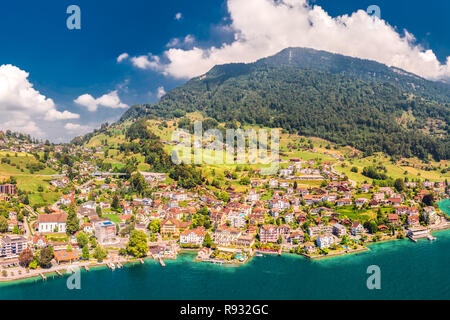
0, 0, 449, 142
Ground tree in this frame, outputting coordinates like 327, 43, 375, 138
93, 246, 108, 262
76, 232, 89, 248
81, 246, 90, 260
0, 216, 8, 233
148, 219, 160, 234
126, 230, 148, 258
38, 247, 54, 269
19, 248, 34, 267
203, 233, 213, 248
112, 195, 120, 211
394, 178, 405, 192
422, 193, 434, 206
66, 203, 80, 235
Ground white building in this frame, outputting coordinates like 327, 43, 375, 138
37, 213, 67, 233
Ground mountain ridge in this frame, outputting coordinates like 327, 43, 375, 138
119, 47, 449, 161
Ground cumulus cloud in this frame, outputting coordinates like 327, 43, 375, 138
175, 12, 183, 21
117, 52, 129, 63
156, 86, 166, 99
64, 122, 91, 134
0, 64, 79, 136
141, 0, 450, 81
130, 54, 162, 71
166, 35, 196, 48
74, 90, 129, 112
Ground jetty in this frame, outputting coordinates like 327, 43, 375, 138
117, 262, 123, 269
107, 262, 116, 270
55, 270, 62, 277
39, 273, 46, 280
140, 259, 144, 264
83, 265, 89, 271
159, 257, 166, 267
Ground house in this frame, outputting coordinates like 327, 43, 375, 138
316, 234, 338, 249
270, 199, 290, 210
37, 213, 68, 233
360, 184, 373, 193
351, 222, 364, 236
388, 214, 399, 224
407, 215, 420, 227
388, 197, 402, 205
81, 222, 93, 234
336, 198, 352, 206
0, 184, 16, 195
233, 234, 255, 247
287, 230, 304, 244
332, 223, 347, 237
32, 235, 48, 248
180, 227, 206, 246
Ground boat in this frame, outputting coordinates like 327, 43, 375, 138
427, 235, 437, 241
256, 253, 263, 257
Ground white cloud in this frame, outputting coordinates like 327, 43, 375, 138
156, 86, 166, 99
117, 53, 129, 63
130, 54, 162, 71
64, 122, 91, 134
175, 12, 182, 21
74, 90, 129, 112
166, 35, 196, 48
0, 64, 79, 136
142, 0, 450, 81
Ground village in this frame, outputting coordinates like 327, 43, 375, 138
0, 128, 449, 282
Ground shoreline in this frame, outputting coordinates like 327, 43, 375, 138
2, 225, 449, 286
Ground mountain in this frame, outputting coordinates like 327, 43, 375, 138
120, 47, 450, 160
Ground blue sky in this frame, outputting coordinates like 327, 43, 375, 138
0, 0, 449, 142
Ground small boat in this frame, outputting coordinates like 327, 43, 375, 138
255, 253, 263, 257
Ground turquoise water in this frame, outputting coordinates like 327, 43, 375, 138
439, 199, 450, 216
0, 229, 449, 300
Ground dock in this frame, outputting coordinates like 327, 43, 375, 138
39, 273, 46, 280
159, 257, 166, 267
140, 259, 144, 264
83, 265, 89, 271
117, 262, 123, 269
55, 270, 62, 277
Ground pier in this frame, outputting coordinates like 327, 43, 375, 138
140, 259, 144, 264
55, 270, 62, 277
39, 273, 46, 280
159, 257, 166, 267
117, 262, 123, 269
83, 265, 89, 271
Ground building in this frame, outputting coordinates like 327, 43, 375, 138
37, 213, 68, 233
94, 221, 117, 245
0, 236, 28, 258
351, 222, 364, 236
160, 218, 191, 237
259, 225, 279, 243
180, 227, 206, 246
316, 234, 338, 249
0, 184, 16, 195
423, 207, 437, 225
213, 226, 242, 246
332, 223, 347, 237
